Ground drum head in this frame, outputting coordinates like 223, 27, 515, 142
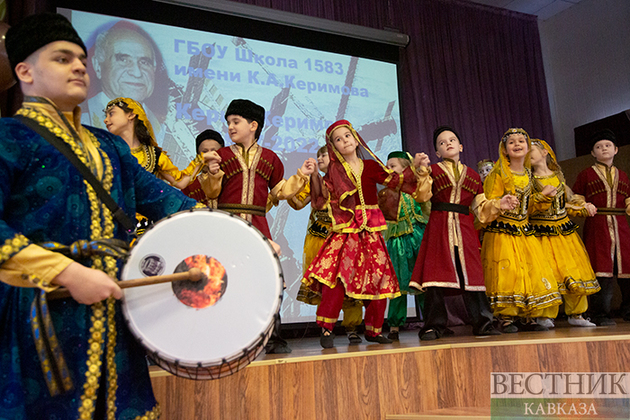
122, 209, 283, 369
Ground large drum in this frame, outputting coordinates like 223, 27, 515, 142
122, 208, 283, 379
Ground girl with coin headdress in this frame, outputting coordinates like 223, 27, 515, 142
105, 97, 199, 234
104, 97, 198, 188
481, 128, 562, 333
529, 139, 599, 327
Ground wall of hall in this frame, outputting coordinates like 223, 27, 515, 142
539, 0, 630, 160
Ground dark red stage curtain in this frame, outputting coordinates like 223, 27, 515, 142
231, 0, 555, 165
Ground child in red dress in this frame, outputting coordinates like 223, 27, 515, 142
302, 119, 422, 348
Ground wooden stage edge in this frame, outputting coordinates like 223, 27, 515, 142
150, 320, 630, 420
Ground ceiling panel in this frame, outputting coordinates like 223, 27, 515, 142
462, 0, 582, 20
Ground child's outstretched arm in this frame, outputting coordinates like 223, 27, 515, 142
268, 158, 315, 207
287, 182, 311, 211
310, 172, 330, 211
565, 185, 597, 217
473, 171, 519, 224
414, 152, 430, 169
472, 192, 511, 224
203, 150, 222, 174
530, 184, 556, 214
373, 154, 421, 196
300, 158, 317, 176
158, 153, 205, 189
572, 169, 603, 215
411, 152, 433, 203
196, 151, 224, 199
179, 153, 206, 186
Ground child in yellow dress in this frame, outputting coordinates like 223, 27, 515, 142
104, 97, 195, 188
481, 128, 562, 332
104, 97, 198, 235
289, 146, 364, 344
529, 139, 600, 327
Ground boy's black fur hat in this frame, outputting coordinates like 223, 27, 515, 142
6, 13, 87, 77
590, 129, 617, 150
225, 99, 265, 130
195, 129, 224, 152
433, 125, 461, 150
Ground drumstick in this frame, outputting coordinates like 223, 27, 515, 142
47, 268, 204, 300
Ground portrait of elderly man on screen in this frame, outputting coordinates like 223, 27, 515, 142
81, 20, 174, 139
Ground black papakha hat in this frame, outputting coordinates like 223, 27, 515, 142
195, 129, 225, 152
225, 99, 265, 130
433, 125, 461, 150
590, 129, 617, 150
5, 13, 87, 77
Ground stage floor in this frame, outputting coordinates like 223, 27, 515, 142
150, 319, 630, 419
249, 318, 630, 367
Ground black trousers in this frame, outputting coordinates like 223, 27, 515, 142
421, 247, 493, 335
264, 311, 290, 353
588, 277, 630, 319
589, 274, 630, 321
270, 313, 288, 343
588, 257, 630, 319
